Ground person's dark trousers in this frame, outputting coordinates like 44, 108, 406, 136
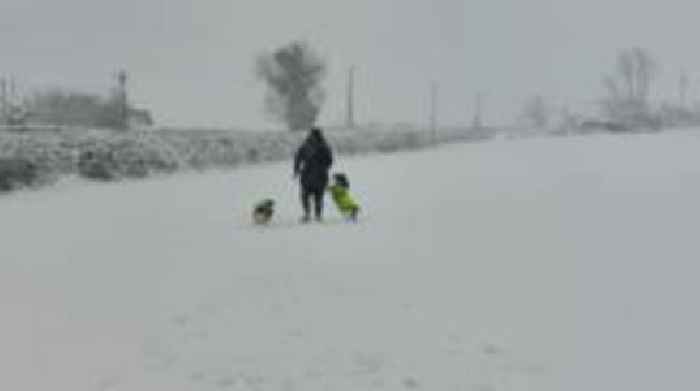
301, 186, 325, 221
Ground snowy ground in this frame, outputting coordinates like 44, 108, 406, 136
1, 130, 699, 391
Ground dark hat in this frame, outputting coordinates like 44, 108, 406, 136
308, 127, 324, 142
312, 126, 325, 134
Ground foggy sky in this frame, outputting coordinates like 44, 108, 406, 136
1, 0, 698, 129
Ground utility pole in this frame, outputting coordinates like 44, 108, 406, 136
116, 70, 128, 130
7, 76, 18, 126
430, 81, 438, 144
680, 70, 690, 109
473, 92, 483, 130
346, 66, 356, 129
1, 77, 7, 126
9, 76, 16, 100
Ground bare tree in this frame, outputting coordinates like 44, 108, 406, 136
601, 48, 659, 127
256, 41, 326, 131
521, 95, 550, 129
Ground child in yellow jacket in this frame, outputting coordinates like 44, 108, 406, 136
328, 173, 360, 221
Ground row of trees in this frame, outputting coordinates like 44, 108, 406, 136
7, 41, 322, 132
259, 42, 700, 134
7, 42, 694, 133
522, 47, 700, 132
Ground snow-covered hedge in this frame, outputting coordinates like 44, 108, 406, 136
0, 158, 40, 191
0, 126, 490, 192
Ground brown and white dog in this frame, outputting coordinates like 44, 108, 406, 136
252, 199, 275, 225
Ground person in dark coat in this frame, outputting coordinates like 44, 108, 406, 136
294, 127, 333, 222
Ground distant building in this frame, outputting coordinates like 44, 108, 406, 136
127, 108, 154, 129
5, 101, 29, 126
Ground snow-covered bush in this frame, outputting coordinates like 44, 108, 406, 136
0, 158, 40, 191
0, 126, 487, 192
78, 149, 117, 181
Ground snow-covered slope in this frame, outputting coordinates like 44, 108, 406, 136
1, 130, 699, 390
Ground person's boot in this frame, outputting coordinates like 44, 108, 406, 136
314, 204, 323, 222
300, 214, 311, 224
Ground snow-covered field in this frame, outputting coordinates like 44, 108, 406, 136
1, 129, 699, 391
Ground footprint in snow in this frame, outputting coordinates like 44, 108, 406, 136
184, 329, 209, 342
216, 375, 236, 388
481, 342, 504, 356
352, 353, 385, 375
190, 371, 206, 382
172, 313, 190, 327
141, 338, 178, 372
402, 376, 421, 389
95, 374, 122, 390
